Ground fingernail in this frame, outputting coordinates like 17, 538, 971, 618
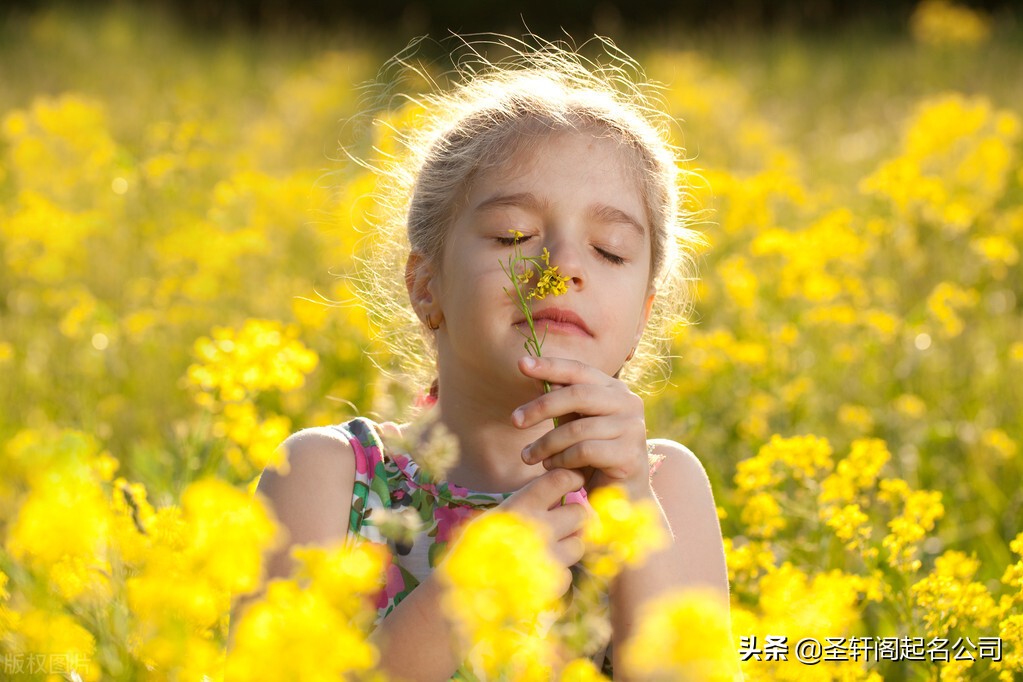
521, 445, 532, 463
522, 356, 536, 369
512, 408, 525, 426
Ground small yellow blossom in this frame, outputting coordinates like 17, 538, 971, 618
559, 657, 610, 682
819, 438, 891, 506
980, 428, 1017, 461
291, 541, 388, 621
226, 579, 380, 680
822, 503, 876, 558
839, 404, 875, 433
621, 587, 737, 682
438, 510, 563, 674
186, 318, 319, 404
894, 393, 927, 419
582, 485, 669, 579
911, 550, 998, 639
740, 491, 786, 539
910, 0, 991, 46
882, 486, 944, 573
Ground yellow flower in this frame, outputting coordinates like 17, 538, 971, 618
910, 0, 991, 46
501, 229, 573, 427
220, 400, 293, 477
529, 264, 571, 300
894, 393, 927, 419
819, 438, 891, 507
740, 491, 786, 539
734, 450, 784, 493
438, 510, 564, 674
740, 434, 834, 490
621, 587, 736, 681
911, 550, 998, 639
582, 485, 668, 579
559, 658, 610, 682
970, 235, 1019, 280
927, 281, 978, 338
992, 614, 1023, 678
881, 484, 944, 573
6, 473, 114, 603
186, 318, 319, 404
756, 564, 865, 646
180, 477, 280, 596
7, 608, 99, 681
999, 532, 1023, 615
291, 541, 388, 622
724, 538, 776, 590
822, 503, 876, 558
979, 428, 1017, 461
226, 580, 381, 680
838, 404, 874, 433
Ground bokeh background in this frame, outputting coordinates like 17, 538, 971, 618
1, 1, 1022, 679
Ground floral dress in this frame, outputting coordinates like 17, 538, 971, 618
332, 416, 665, 680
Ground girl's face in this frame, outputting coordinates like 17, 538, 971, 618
425, 130, 656, 390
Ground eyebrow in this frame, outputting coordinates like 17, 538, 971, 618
474, 192, 647, 238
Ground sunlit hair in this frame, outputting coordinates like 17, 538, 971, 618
346, 34, 706, 408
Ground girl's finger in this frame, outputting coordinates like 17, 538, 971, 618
518, 355, 612, 387
542, 440, 638, 481
510, 466, 587, 511
553, 534, 585, 568
521, 415, 627, 464
544, 501, 589, 540
513, 383, 626, 428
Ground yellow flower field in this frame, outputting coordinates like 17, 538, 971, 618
1, 3, 1021, 680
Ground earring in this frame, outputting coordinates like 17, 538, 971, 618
427, 313, 440, 330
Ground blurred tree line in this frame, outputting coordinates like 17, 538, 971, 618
3, 0, 1018, 38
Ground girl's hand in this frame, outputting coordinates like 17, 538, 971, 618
512, 355, 654, 501
488, 467, 592, 596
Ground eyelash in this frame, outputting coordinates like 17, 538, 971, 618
494, 236, 627, 265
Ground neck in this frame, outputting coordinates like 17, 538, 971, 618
411, 362, 552, 494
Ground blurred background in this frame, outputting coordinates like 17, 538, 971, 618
1, 0, 1022, 679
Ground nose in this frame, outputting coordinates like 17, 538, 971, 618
543, 237, 585, 289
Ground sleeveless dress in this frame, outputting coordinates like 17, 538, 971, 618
332, 416, 666, 680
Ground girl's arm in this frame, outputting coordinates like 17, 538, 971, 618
229, 428, 465, 680
367, 572, 464, 680
228, 428, 354, 646
609, 439, 741, 679
372, 466, 589, 681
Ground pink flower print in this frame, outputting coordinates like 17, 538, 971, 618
375, 556, 407, 610
435, 505, 479, 543
561, 487, 593, 513
353, 442, 382, 476
365, 444, 382, 472
447, 482, 470, 498
416, 481, 439, 497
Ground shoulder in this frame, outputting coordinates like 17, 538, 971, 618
646, 439, 729, 594
266, 425, 356, 483
255, 426, 356, 579
647, 439, 709, 485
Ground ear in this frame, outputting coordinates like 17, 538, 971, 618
633, 287, 656, 345
405, 251, 441, 322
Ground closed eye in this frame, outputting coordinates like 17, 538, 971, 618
595, 247, 626, 265
496, 236, 626, 265
495, 236, 531, 246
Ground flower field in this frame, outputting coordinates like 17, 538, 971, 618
1, 2, 1022, 680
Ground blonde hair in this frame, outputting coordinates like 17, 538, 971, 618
348, 34, 704, 409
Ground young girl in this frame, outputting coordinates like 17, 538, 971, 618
255, 37, 733, 680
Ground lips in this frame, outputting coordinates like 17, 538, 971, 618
517, 307, 593, 336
